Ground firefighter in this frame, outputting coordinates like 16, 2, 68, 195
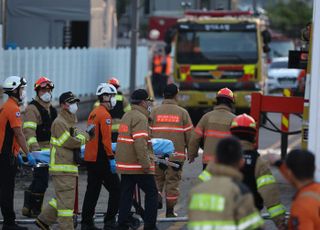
115, 89, 158, 230
188, 137, 264, 230
22, 76, 57, 218
107, 78, 131, 142
188, 88, 236, 169
0, 76, 36, 230
273, 149, 320, 229
36, 91, 91, 230
81, 83, 120, 230
93, 77, 131, 142
152, 48, 168, 98
150, 83, 193, 217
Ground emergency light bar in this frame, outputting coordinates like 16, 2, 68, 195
185, 10, 254, 17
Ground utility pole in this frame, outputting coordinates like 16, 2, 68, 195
129, 0, 139, 94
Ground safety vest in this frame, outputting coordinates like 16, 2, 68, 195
153, 55, 162, 74
29, 100, 57, 142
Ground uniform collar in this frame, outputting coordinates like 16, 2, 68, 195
60, 109, 77, 125
207, 162, 243, 181
132, 105, 149, 118
8, 97, 19, 106
240, 140, 255, 151
214, 104, 232, 112
162, 99, 177, 105
35, 96, 51, 109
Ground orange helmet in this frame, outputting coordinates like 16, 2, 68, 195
108, 77, 120, 89
34, 76, 54, 91
230, 113, 256, 135
216, 88, 234, 103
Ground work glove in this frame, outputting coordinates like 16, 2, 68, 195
109, 159, 117, 174
27, 153, 36, 166
17, 154, 24, 167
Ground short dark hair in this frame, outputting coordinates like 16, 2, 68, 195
286, 149, 315, 180
216, 137, 243, 166
216, 97, 233, 108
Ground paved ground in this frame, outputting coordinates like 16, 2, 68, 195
0, 113, 302, 229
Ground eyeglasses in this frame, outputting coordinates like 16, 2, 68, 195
38, 82, 54, 89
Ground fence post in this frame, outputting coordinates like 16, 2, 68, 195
281, 89, 291, 160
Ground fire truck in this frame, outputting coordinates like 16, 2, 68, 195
166, 10, 271, 123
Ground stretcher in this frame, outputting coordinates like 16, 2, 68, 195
28, 138, 176, 228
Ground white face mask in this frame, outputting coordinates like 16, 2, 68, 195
20, 89, 26, 101
68, 103, 78, 114
40, 92, 52, 102
110, 96, 117, 108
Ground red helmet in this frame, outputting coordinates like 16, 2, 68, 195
216, 88, 234, 103
108, 77, 120, 89
230, 113, 256, 135
34, 77, 54, 91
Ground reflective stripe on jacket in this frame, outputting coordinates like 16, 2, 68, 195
150, 99, 193, 162
115, 105, 155, 175
188, 163, 264, 230
49, 110, 89, 176
188, 104, 235, 164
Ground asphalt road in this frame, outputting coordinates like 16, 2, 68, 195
1, 112, 302, 230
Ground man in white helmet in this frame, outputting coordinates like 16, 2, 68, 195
0, 76, 36, 230
81, 83, 120, 230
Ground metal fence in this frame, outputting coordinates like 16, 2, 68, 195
0, 46, 149, 102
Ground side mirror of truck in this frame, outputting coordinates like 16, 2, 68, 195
261, 30, 272, 44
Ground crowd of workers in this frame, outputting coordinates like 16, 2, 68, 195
0, 74, 319, 230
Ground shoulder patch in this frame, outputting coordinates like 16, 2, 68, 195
16, 112, 21, 117
106, 118, 111, 125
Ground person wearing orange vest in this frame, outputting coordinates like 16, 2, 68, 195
271, 149, 320, 229
188, 88, 236, 169
150, 83, 193, 217
152, 48, 168, 98
0, 76, 35, 230
81, 83, 120, 230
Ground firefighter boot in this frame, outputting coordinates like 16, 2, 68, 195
30, 193, 44, 217
157, 193, 163, 209
103, 217, 117, 230
22, 190, 32, 217
166, 207, 178, 218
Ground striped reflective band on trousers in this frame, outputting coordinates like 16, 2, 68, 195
267, 203, 286, 218
198, 170, 212, 182
27, 137, 37, 146
49, 146, 78, 174
256, 174, 276, 189
23, 121, 37, 129
188, 211, 263, 230
189, 193, 225, 212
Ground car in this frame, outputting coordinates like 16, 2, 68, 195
266, 57, 304, 94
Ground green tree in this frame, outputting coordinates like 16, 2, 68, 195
266, 0, 312, 38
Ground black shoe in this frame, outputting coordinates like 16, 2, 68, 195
35, 218, 50, 230
81, 223, 101, 230
2, 224, 28, 230
22, 190, 32, 217
104, 218, 117, 230
166, 208, 178, 218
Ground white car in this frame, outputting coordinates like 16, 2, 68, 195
266, 57, 302, 93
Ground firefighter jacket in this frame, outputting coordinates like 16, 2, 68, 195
198, 140, 286, 225
288, 182, 320, 229
23, 96, 57, 151
115, 105, 155, 175
188, 104, 235, 164
84, 105, 113, 162
93, 92, 131, 133
49, 109, 89, 176
188, 163, 264, 230
150, 99, 193, 162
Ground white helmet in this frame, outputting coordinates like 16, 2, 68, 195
3, 76, 27, 92
96, 83, 117, 96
